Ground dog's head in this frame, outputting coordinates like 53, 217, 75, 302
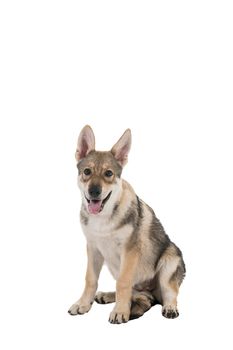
75, 125, 131, 215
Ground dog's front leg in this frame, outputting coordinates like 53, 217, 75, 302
109, 249, 138, 324
68, 244, 103, 315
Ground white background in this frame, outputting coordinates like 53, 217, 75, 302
0, 0, 232, 349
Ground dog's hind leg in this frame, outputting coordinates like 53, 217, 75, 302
152, 243, 185, 319
95, 292, 116, 304
130, 291, 157, 320
160, 278, 180, 319
157, 254, 185, 319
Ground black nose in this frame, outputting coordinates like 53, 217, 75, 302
88, 185, 102, 198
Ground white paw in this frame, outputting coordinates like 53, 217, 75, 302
68, 301, 92, 315
109, 308, 130, 324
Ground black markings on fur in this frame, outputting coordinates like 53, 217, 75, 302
117, 202, 137, 229
116, 196, 145, 250
111, 203, 119, 218
146, 204, 186, 279
117, 195, 143, 231
148, 210, 170, 266
136, 196, 143, 219
170, 263, 186, 286
175, 246, 186, 281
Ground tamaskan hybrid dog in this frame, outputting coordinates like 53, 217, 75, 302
68, 125, 185, 324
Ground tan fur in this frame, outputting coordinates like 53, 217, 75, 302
68, 126, 185, 323
109, 248, 139, 323
68, 245, 103, 315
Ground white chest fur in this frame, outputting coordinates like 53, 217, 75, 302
82, 215, 133, 280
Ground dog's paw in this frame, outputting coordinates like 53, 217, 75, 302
162, 305, 179, 319
109, 308, 130, 324
95, 292, 115, 304
68, 301, 92, 316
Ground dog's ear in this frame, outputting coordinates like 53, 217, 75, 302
111, 129, 131, 167
75, 125, 95, 162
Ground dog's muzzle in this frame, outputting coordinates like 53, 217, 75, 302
85, 191, 112, 214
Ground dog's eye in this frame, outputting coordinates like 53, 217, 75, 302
84, 168, 92, 176
104, 170, 113, 177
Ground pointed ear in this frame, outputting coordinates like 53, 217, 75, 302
75, 125, 95, 162
111, 129, 131, 167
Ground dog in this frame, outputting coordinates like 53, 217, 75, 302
68, 125, 185, 323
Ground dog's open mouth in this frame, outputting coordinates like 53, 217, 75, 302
85, 192, 112, 215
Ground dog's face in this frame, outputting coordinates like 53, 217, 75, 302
77, 151, 122, 214
75, 126, 131, 215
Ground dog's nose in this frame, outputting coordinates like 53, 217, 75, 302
88, 185, 102, 198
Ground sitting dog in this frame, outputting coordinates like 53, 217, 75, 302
68, 125, 185, 323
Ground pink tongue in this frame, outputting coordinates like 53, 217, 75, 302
88, 200, 102, 214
